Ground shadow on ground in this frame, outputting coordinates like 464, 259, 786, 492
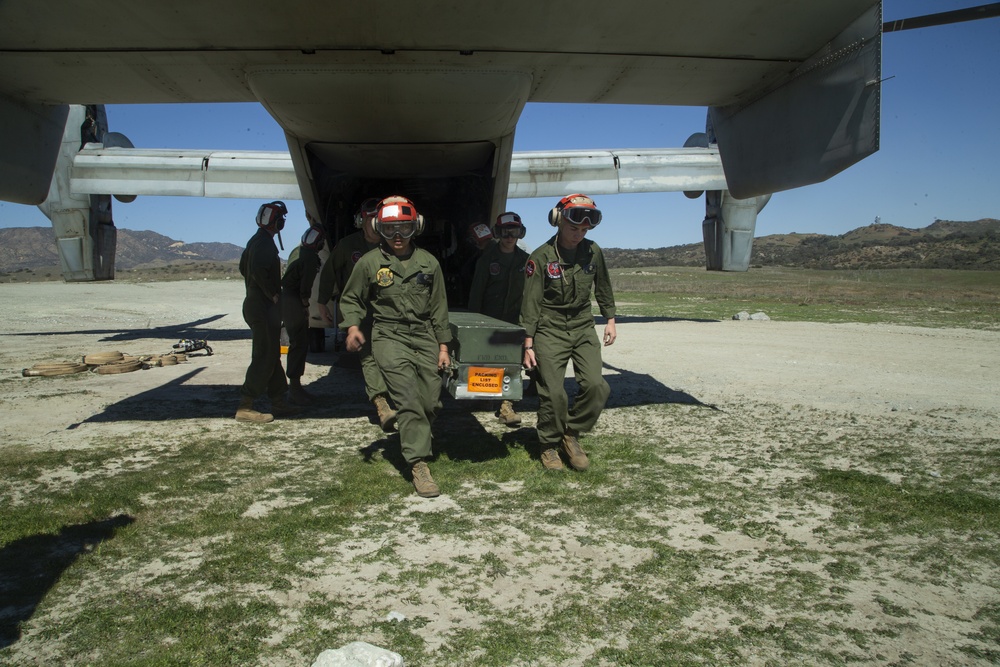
0, 514, 135, 649
6, 315, 249, 344
75, 346, 714, 428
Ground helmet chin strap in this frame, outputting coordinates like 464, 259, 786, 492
276, 229, 284, 251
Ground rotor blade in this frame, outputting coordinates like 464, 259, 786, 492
884, 2, 1000, 32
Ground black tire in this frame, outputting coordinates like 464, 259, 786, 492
309, 327, 326, 353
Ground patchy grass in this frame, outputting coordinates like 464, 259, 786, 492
2, 398, 998, 665
611, 266, 1000, 329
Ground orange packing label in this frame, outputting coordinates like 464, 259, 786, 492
467, 366, 505, 394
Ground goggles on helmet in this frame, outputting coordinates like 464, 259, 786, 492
301, 226, 325, 250
355, 197, 381, 228
257, 200, 288, 231
377, 221, 417, 239
493, 211, 525, 239
561, 206, 601, 227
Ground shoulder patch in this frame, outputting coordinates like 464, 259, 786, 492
525, 259, 536, 277
351, 250, 363, 264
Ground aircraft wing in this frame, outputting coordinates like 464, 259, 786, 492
69, 146, 727, 201
2, 1, 882, 281
1, 1, 881, 206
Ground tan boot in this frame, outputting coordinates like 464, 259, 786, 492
411, 461, 440, 498
270, 396, 302, 418
235, 397, 274, 423
373, 394, 397, 433
497, 400, 521, 427
561, 432, 590, 471
540, 447, 564, 471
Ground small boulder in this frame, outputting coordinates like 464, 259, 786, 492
312, 641, 405, 667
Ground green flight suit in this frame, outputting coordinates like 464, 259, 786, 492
240, 227, 287, 401
339, 245, 452, 464
280, 244, 321, 380
318, 230, 387, 400
468, 241, 530, 325
520, 235, 616, 448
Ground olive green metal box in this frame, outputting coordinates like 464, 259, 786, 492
446, 311, 525, 400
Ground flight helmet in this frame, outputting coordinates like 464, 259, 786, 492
548, 193, 601, 228
493, 211, 526, 239
300, 225, 325, 251
256, 201, 288, 232
375, 196, 424, 239
354, 197, 381, 229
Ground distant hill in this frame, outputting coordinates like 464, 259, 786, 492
603, 218, 1000, 270
2, 219, 999, 278
0, 227, 243, 272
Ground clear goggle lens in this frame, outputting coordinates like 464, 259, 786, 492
561, 207, 601, 227
378, 221, 417, 239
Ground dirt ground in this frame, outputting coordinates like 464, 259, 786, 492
2, 280, 999, 664
3, 280, 996, 449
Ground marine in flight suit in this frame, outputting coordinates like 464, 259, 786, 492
237, 201, 298, 423
521, 194, 617, 471
468, 211, 530, 426
338, 196, 452, 497
281, 224, 324, 404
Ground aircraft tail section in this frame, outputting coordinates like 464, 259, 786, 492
710, 2, 882, 199
702, 191, 770, 272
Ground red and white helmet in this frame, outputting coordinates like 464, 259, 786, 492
375, 196, 424, 239
300, 225, 325, 251
256, 201, 288, 231
493, 211, 526, 239
548, 193, 601, 228
354, 197, 381, 229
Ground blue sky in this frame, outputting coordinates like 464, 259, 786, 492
1, 2, 997, 257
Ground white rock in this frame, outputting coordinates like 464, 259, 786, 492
311, 641, 405, 667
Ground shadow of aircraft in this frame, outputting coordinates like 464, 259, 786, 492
526, 361, 718, 412
4, 314, 250, 344
77, 366, 383, 425
0, 514, 135, 648
65, 324, 715, 427
602, 362, 718, 410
